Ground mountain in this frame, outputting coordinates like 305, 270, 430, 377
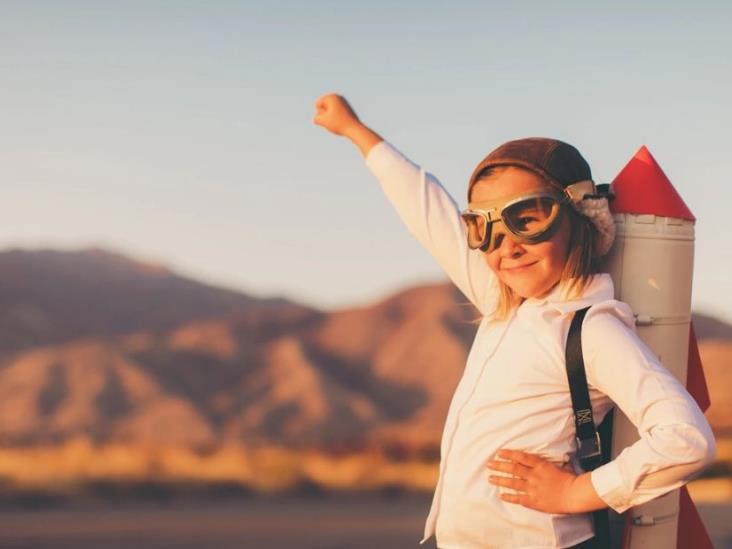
0, 286, 479, 449
0, 247, 728, 452
0, 248, 308, 356
696, 340, 732, 436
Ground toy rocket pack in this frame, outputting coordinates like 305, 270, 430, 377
603, 146, 713, 549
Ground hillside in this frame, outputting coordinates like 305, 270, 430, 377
0, 247, 727, 451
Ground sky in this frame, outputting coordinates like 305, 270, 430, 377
1, 1, 730, 322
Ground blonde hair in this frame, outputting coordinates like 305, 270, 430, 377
464, 167, 602, 326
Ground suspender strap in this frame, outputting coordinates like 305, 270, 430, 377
566, 306, 604, 471
566, 306, 611, 549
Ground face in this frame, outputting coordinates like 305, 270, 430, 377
469, 167, 571, 300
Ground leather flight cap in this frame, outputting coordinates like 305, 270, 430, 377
467, 137, 593, 202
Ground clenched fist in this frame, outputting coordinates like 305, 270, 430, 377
313, 93, 362, 136
313, 93, 383, 157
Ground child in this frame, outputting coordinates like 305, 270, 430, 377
312, 93, 716, 549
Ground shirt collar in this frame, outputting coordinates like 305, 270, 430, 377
521, 273, 615, 315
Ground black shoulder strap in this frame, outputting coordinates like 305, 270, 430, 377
566, 306, 613, 549
566, 306, 604, 471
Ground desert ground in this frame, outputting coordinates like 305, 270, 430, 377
0, 485, 729, 549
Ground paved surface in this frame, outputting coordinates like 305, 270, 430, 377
0, 497, 728, 548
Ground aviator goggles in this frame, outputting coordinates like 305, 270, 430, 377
460, 180, 596, 253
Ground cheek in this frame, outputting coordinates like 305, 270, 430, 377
537, 244, 568, 272
547, 241, 570, 266
544, 219, 572, 266
529, 233, 570, 271
484, 252, 501, 273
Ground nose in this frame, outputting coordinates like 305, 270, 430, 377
497, 231, 524, 258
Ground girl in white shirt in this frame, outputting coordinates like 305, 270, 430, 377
312, 93, 716, 549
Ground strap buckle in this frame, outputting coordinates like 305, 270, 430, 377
576, 432, 602, 460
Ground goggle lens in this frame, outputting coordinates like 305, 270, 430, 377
503, 197, 559, 237
461, 212, 489, 249
462, 196, 562, 251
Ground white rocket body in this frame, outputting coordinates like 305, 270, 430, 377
602, 211, 695, 548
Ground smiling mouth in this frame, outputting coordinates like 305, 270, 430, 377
503, 261, 538, 271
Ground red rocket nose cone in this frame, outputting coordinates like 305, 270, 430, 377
610, 145, 696, 221
634, 145, 655, 164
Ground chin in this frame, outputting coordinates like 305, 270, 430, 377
504, 281, 550, 300
502, 283, 531, 299
514, 288, 537, 299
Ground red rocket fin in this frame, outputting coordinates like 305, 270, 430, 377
676, 486, 714, 549
677, 325, 713, 548
610, 146, 695, 221
686, 323, 711, 412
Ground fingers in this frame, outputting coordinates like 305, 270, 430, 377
500, 492, 535, 508
314, 92, 340, 114
486, 450, 572, 513
497, 449, 543, 467
486, 455, 531, 495
315, 95, 333, 114
312, 95, 331, 125
312, 92, 356, 134
488, 474, 529, 493
485, 458, 532, 477
313, 93, 342, 133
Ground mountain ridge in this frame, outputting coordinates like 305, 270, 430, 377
0, 247, 728, 451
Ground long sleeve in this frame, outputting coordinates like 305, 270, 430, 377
364, 140, 498, 317
581, 304, 717, 514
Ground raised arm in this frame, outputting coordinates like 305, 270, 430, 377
313, 93, 498, 316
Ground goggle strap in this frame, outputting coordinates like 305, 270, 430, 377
564, 180, 596, 203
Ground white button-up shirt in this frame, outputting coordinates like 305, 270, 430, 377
364, 140, 716, 549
